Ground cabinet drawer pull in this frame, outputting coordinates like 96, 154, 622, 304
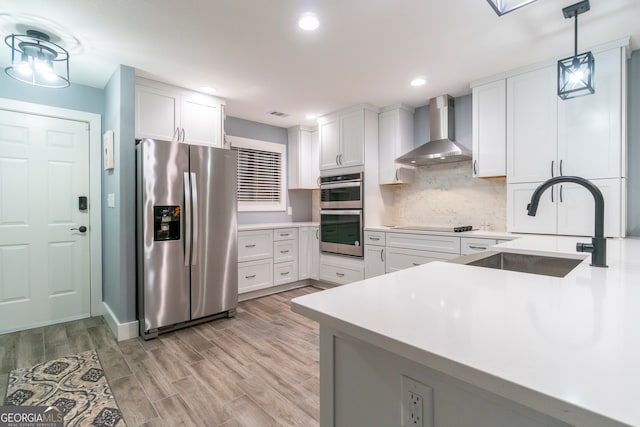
412, 262, 420, 266
280, 272, 289, 276
369, 236, 380, 241
245, 274, 256, 279
279, 233, 290, 237
336, 272, 345, 277
468, 245, 487, 250
245, 244, 256, 248
280, 250, 289, 254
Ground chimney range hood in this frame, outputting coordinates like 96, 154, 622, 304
396, 95, 471, 166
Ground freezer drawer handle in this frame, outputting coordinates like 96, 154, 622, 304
245, 274, 256, 279
183, 172, 192, 266
245, 244, 256, 248
190, 172, 199, 266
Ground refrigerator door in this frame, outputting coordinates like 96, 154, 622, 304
189, 145, 238, 318
138, 139, 191, 332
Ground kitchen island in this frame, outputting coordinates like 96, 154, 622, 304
291, 236, 640, 427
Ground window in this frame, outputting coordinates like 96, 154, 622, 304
228, 135, 287, 212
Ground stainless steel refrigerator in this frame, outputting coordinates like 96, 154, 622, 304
136, 138, 237, 339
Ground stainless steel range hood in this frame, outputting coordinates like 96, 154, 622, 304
396, 95, 471, 166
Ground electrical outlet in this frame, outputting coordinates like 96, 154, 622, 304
402, 375, 433, 427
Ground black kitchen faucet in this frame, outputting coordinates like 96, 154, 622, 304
526, 176, 607, 268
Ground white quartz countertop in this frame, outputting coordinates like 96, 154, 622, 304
365, 225, 522, 240
238, 221, 318, 231
291, 236, 640, 426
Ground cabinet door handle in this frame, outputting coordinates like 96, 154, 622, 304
280, 250, 289, 254
315, 229, 319, 239
181, 128, 186, 142
380, 248, 384, 262
280, 271, 289, 276
551, 160, 555, 178
473, 160, 478, 175
336, 272, 345, 277
551, 186, 554, 203
395, 168, 399, 181
560, 184, 563, 203
317, 176, 321, 187
245, 274, 256, 279
468, 245, 487, 250
173, 127, 180, 141
559, 159, 563, 176
245, 244, 256, 248
336, 154, 339, 165
339, 154, 343, 165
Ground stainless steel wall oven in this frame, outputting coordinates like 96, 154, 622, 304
320, 173, 363, 257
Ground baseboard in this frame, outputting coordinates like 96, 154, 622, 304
102, 302, 139, 342
239, 280, 312, 302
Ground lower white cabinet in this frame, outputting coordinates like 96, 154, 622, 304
238, 259, 273, 293
274, 261, 298, 286
238, 230, 274, 262
385, 247, 458, 273
299, 227, 320, 280
320, 254, 364, 285
364, 245, 385, 279
507, 178, 625, 237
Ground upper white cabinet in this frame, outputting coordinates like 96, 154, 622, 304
472, 79, 506, 177
378, 104, 414, 184
506, 65, 558, 184
288, 126, 319, 189
318, 108, 367, 171
557, 48, 624, 179
135, 78, 225, 147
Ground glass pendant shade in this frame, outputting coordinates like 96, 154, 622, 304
4, 30, 70, 88
486, 0, 537, 16
557, 51, 594, 99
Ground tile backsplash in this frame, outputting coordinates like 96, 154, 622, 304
390, 161, 507, 231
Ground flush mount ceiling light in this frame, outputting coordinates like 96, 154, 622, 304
4, 29, 69, 88
410, 77, 426, 87
557, 0, 594, 100
298, 13, 319, 31
486, 0, 537, 16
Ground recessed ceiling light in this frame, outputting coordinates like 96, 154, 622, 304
200, 86, 217, 94
410, 77, 426, 87
305, 113, 318, 120
298, 13, 319, 31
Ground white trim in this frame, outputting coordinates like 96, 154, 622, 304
238, 280, 310, 302
103, 301, 139, 341
0, 314, 90, 335
0, 98, 103, 318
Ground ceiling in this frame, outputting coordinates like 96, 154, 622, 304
1, 0, 639, 128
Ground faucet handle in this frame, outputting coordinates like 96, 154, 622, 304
576, 242, 594, 253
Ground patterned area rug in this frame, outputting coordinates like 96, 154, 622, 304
4, 350, 125, 426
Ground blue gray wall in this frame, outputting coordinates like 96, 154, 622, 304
628, 50, 640, 236
225, 116, 312, 224
413, 94, 472, 150
102, 65, 137, 322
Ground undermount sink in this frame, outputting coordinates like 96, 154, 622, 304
450, 251, 584, 278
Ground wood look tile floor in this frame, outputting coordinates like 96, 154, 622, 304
0, 286, 321, 426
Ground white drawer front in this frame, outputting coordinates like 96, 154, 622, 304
386, 232, 461, 254
364, 231, 386, 246
319, 255, 364, 285
385, 247, 458, 273
274, 261, 298, 286
238, 230, 273, 262
460, 238, 497, 255
274, 228, 297, 241
238, 259, 273, 294
274, 239, 298, 263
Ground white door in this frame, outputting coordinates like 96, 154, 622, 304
134, 85, 179, 141
507, 182, 557, 234
472, 79, 506, 177
181, 96, 222, 147
340, 109, 365, 168
0, 109, 90, 333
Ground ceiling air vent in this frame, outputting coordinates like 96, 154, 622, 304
269, 111, 289, 118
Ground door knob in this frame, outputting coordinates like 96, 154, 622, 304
71, 226, 87, 232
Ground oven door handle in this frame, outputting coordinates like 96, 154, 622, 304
320, 209, 363, 216
320, 182, 361, 189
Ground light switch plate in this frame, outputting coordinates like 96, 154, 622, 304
107, 193, 115, 208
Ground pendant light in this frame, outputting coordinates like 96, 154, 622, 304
4, 29, 70, 88
557, 0, 594, 100
486, 0, 537, 16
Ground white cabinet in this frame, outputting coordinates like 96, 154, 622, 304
318, 109, 367, 171
319, 254, 364, 285
557, 48, 624, 179
364, 231, 386, 279
288, 126, 320, 189
385, 233, 461, 254
472, 79, 506, 177
386, 247, 458, 273
299, 226, 320, 281
238, 259, 273, 294
273, 228, 297, 285
135, 78, 224, 147
506, 65, 558, 184
238, 230, 273, 262
378, 105, 414, 184
238, 230, 274, 294
507, 178, 624, 237
460, 238, 497, 255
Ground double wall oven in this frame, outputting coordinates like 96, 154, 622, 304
319, 173, 363, 257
